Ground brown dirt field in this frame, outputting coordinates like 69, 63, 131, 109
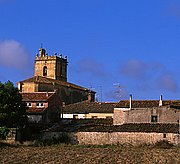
0, 144, 180, 164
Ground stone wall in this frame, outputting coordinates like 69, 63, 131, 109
34, 54, 68, 82
34, 59, 56, 80
21, 82, 38, 92
5, 128, 16, 143
113, 107, 180, 125
38, 83, 89, 105
126, 108, 151, 123
41, 131, 180, 145
113, 109, 125, 125
158, 108, 179, 123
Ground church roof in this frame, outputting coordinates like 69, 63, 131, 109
64, 101, 117, 114
19, 76, 95, 93
115, 100, 180, 108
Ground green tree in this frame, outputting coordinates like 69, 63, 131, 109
0, 81, 27, 127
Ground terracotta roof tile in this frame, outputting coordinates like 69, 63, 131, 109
64, 101, 117, 114
20, 92, 55, 101
27, 107, 47, 113
48, 123, 179, 133
115, 100, 180, 108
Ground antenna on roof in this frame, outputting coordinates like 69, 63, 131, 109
40, 43, 43, 48
89, 85, 95, 91
113, 83, 125, 101
99, 85, 102, 103
95, 85, 103, 103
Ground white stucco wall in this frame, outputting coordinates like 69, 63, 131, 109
61, 114, 86, 119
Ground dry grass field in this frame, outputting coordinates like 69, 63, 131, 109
0, 142, 180, 164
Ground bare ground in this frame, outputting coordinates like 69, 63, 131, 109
0, 143, 180, 164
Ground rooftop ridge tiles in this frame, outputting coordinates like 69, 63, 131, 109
119, 100, 180, 101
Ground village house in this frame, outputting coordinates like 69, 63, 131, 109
20, 91, 61, 123
63, 101, 117, 119
113, 95, 180, 125
16, 47, 180, 129
12, 47, 180, 146
17, 48, 95, 106
38, 95, 180, 146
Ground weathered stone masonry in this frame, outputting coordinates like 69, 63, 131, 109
41, 131, 180, 145
113, 107, 180, 125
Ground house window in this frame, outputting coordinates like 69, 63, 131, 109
73, 115, 78, 119
26, 102, 32, 107
151, 115, 157, 123
36, 102, 44, 108
43, 66, 47, 76
106, 116, 112, 119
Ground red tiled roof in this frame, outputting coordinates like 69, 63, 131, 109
18, 76, 95, 93
115, 100, 180, 108
47, 123, 179, 133
20, 92, 55, 101
64, 101, 118, 114
26, 107, 47, 113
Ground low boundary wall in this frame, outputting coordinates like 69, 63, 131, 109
41, 131, 180, 145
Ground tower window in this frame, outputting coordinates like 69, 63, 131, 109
43, 66, 47, 76
73, 115, 78, 119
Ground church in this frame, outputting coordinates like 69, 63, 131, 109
17, 48, 95, 123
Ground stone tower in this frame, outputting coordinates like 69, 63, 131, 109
34, 48, 68, 82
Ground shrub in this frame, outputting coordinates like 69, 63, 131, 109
153, 140, 174, 149
34, 133, 72, 146
0, 127, 10, 140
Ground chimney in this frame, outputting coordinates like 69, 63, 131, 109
88, 92, 92, 102
46, 92, 48, 97
61, 102, 65, 119
130, 94, 132, 109
159, 95, 163, 107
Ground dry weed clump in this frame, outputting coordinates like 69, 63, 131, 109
152, 140, 175, 149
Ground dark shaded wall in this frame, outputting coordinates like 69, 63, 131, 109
38, 83, 94, 105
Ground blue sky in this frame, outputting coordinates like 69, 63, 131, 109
0, 0, 180, 101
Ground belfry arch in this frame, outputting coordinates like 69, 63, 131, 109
43, 66, 47, 76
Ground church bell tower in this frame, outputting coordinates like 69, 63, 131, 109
34, 48, 68, 82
